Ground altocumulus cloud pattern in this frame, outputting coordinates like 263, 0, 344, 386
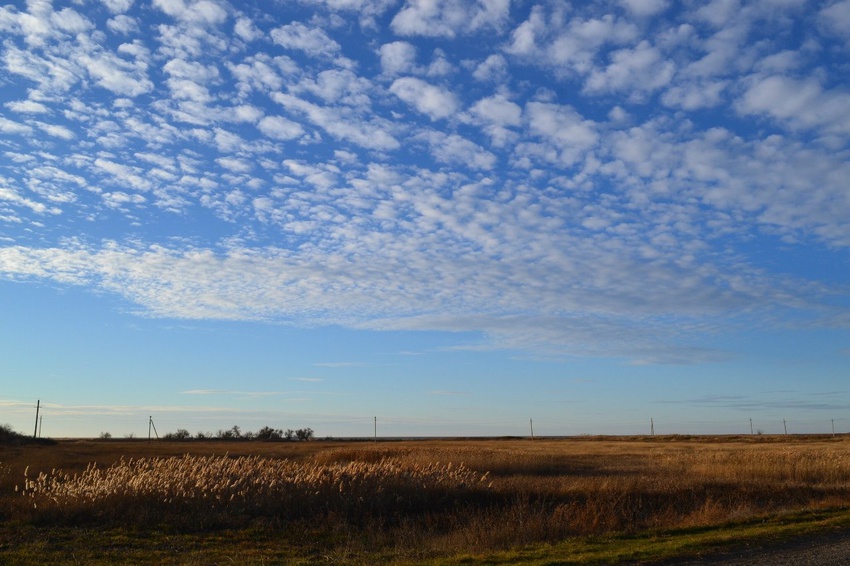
0, 0, 849, 365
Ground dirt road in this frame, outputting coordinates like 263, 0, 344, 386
641, 527, 850, 565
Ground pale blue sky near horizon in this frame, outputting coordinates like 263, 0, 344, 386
1, 0, 849, 438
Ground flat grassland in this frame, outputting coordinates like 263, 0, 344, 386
2, 435, 850, 564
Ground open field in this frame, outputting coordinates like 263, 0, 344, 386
2, 435, 850, 564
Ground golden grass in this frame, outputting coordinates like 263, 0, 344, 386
2, 435, 850, 562
18, 454, 489, 526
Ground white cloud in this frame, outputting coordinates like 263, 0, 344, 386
3, 43, 81, 93
272, 93, 399, 150
293, 69, 372, 106
619, 0, 669, 17
153, 0, 228, 26
107, 15, 140, 35
391, 0, 510, 37
661, 79, 728, 110
472, 54, 508, 83
583, 40, 675, 99
736, 74, 850, 136
297, 0, 397, 28
389, 77, 458, 120
212, 128, 244, 152
100, 0, 135, 14
524, 102, 599, 165
694, 0, 742, 28
228, 55, 291, 95
102, 190, 146, 208
164, 58, 219, 81
819, 0, 850, 40
234, 16, 262, 42
425, 48, 453, 76
135, 152, 177, 171
228, 104, 264, 123
379, 41, 417, 75
469, 94, 522, 127
467, 94, 522, 147
506, 9, 639, 78
257, 115, 304, 140
5, 100, 49, 114
0, 187, 53, 214
52, 8, 94, 35
78, 50, 154, 97
216, 157, 252, 173
33, 122, 74, 139
504, 5, 545, 56
284, 159, 339, 189
270, 22, 340, 58
94, 158, 152, 191
415, 130, 497, 170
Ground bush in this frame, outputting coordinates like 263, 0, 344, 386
0, 423, 55, 446
255, 426, 283, 440
161, 426, 313, 442
0, 424, 25, 444
217, 426, 242, 440
164, 429, 191, 441
295, 428, 314, 441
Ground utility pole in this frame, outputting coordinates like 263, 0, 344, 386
148, 416, 159, 442
832, 419, 835, 437
650, 418, 654, 436
374, 416, 377, 443
783, 419, 787, 435
530, 418, 534, 440
38, 415, 43, 438
750, 418, 753, 435
33, 399, 40, 439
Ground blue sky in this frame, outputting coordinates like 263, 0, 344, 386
1, 0, 849, 438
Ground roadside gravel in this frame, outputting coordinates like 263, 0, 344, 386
638, 527, 850, 565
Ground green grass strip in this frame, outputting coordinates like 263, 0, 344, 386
435, 507, 850, 565
2, 508, 850, 565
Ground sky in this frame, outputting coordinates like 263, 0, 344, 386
0, 0, 849, 439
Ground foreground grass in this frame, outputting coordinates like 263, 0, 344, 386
2, 436, 850, 564
3, 506, 850, 565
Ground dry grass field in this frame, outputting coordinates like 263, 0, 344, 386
2, 435, 850, 564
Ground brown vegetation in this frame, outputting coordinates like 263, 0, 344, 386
2, 435, 850, 562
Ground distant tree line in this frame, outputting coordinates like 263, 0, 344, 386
161, 425, 314, 441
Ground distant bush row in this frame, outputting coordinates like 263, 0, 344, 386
102, 425, 315, 441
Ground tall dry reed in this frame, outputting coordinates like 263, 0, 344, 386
19, 454, 491, 527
